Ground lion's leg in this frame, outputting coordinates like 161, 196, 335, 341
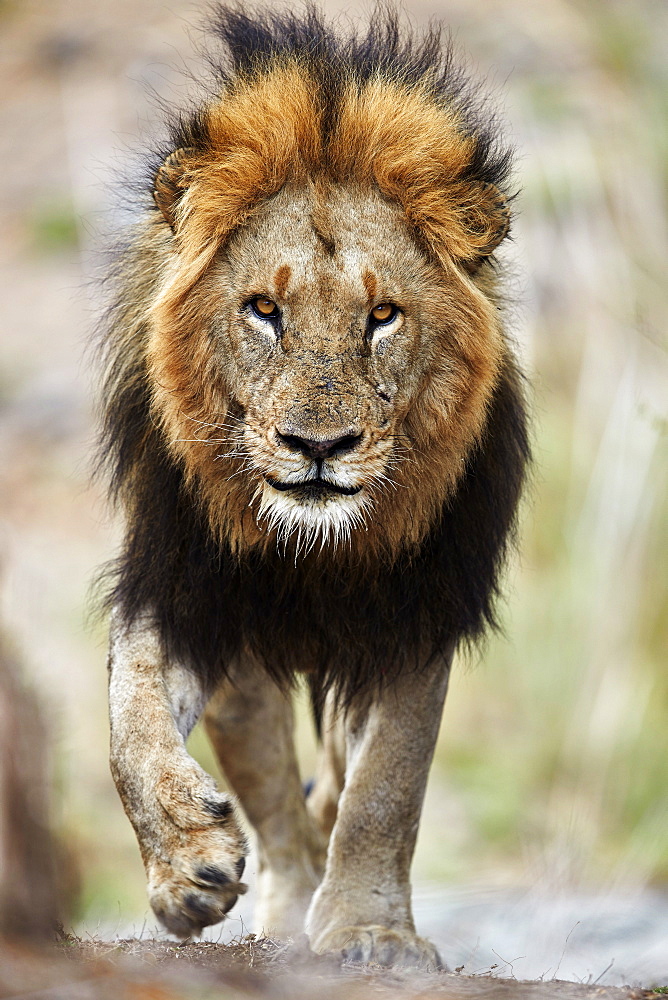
108, 615, 248, 938
307, 691, 346, 842
204, 663, 327, 938
305, 654, 452, 971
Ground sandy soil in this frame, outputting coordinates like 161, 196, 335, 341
0, 936, 662, 1000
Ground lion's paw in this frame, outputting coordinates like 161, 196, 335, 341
312, 925, 443, 971
146, 801, 248, 937
148, 843, 247, 937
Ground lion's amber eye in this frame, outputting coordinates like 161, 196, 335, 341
370, 303, 397, 324
251, 297, 279, 319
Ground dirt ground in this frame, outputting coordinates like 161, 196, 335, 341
0, 936, 662, 1000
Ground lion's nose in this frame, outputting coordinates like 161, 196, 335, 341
276, 430, 363, 460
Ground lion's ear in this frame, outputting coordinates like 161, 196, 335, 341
153, 147, 196, 229
461, 181, 512, 263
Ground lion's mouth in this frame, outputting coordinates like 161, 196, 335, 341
264, 475, 362, 497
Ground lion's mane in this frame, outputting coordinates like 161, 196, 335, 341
98, 6, 530, 705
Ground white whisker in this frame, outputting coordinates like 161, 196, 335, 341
223, 461, 256, 482
182, 414, 229, 431
175, 437, 233, 444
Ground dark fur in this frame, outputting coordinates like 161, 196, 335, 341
98, 6, 530, 706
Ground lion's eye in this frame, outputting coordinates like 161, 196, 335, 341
370, 303, 398, 325
250, 297, 280, 319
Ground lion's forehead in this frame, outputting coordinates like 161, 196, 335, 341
225, 184, 430, 307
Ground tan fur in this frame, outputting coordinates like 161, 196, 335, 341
107, 616, 248, 937
303, 649, 452, 969
199, 647, 451, 967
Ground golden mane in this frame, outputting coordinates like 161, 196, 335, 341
156, 63, 509, 292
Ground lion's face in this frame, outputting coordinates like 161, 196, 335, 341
213, 184, 441, 548
147, 176, 504, 556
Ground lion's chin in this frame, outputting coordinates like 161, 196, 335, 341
255, 478, 371, 554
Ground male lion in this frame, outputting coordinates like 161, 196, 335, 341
100, 6, 529, 971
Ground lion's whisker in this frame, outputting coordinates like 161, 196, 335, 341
224, 465, 255, 482
175, 437, 234, 444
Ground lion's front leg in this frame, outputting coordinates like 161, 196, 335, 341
305, 655, 451, 971
108, 615, 248, 937
204, 664, 327, 939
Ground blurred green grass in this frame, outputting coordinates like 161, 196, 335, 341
29, 197, 79, 253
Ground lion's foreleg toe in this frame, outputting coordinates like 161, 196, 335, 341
312, 925, 443, 971
143, 777, 248, 937
147, 833, 247, 938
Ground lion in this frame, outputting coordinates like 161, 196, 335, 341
99, 5, 529, 971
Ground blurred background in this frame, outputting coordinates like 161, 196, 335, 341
0, 0, 666, 987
